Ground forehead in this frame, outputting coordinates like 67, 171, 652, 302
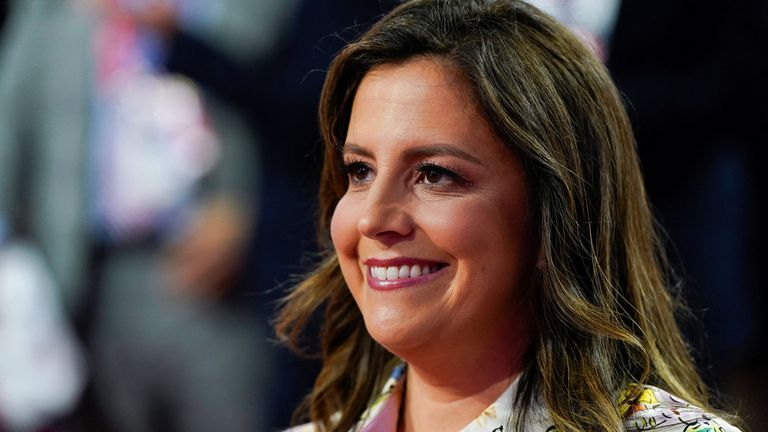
355, 57, 476, 111
346, 58, 504, 156
352, 58, 478, 124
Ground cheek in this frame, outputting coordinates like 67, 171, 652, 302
419, 197, 533, 272
330, 196, 361, 272
414, 199, 492, 255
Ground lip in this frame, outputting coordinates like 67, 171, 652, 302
363, 257, 447, 291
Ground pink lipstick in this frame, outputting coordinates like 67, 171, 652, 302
363, 257, 446, 291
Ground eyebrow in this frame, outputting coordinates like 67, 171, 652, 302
343, 143, 484, 166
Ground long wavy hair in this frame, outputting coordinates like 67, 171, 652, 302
276, 1, 730, 431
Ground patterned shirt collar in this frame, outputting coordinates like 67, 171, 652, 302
355, 363, 550, 432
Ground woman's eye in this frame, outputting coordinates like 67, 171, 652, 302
344, 161, 373, 183
416, 163, 463, 186
421, 167, 445, 184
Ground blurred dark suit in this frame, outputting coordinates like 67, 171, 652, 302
608, 1, 768, 428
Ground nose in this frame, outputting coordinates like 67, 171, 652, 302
357, 179, 414, 244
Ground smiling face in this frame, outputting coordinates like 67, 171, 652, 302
330, 58, 536, 359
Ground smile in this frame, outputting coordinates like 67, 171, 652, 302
363, 258, 447, 290
369, 264, 437, 280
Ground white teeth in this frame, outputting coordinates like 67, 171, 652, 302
386, 267, 398, 280
374, 267, 386, 280
369, 264, 437, 280
409, 265, 421, 278
398, 265, 409, 278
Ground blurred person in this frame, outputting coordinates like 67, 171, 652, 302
0, 0, 293, 430
0, 229, 85, 431
527, 0, 620, 60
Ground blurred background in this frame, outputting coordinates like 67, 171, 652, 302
0, 1, 765, 431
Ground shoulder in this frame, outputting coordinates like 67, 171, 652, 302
622, 385, 742, 431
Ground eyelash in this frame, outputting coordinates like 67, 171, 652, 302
415, 161, 470, 187
340, 158, 373, 184
340, 158, 470, 188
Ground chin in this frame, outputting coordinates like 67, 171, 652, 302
362, 310, 433, 357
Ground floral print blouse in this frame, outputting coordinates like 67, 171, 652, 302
288, 363, 741, 432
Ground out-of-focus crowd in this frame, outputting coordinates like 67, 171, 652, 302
0, 0, 765, 431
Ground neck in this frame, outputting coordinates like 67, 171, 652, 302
396, 321, 529, 432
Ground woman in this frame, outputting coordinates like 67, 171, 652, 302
276, 1, 743, 431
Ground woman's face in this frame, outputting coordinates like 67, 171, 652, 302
331, 58, 536, 358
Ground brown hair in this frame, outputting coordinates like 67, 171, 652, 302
276, 1, 732, 431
